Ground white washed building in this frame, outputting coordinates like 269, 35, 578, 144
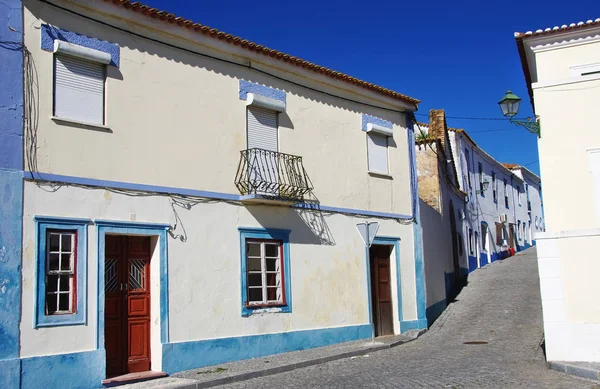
0, 0, 428, 388
516, 19, 600, 363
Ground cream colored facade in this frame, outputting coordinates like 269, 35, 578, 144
13, 0, 426, 386
518, 22, 600, 362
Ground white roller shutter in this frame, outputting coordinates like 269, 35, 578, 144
247, 106, 278, 151
54, 54, 105, 125
367, 133, 389, 174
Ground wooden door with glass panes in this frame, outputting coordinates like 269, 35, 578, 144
104, 235, 151, 378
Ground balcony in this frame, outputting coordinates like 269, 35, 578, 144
235, 148, 314, 204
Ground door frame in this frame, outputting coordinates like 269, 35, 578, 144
96, 220, 170, 376
365, 237, 402, 336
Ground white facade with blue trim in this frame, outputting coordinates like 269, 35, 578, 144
0, 1, 428, 387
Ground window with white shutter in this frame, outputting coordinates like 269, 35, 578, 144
247, 106, 278, 151
367, 133, 389, 174
54, 54, 106, 125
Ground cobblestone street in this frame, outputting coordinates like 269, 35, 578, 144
218, 248, 597, 388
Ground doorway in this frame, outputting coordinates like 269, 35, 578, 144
369, 244, 394, 337
509, 224, 516, 250
105, 235, 152, 378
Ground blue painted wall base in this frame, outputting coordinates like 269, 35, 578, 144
0, 359, 20, 389
426, 299, 447, 326
400, 319, 428, 333
162, 324, 371, 374
21, 350, 105, 389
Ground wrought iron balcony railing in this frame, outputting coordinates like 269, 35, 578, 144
235, 148, 314, 202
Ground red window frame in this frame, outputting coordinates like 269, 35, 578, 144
245, 238, 286, 308
45, 229, 78, 315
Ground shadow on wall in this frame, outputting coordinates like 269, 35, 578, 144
246, 203, 336, 246
28, 2, 405, 123
426, 272, 468, 326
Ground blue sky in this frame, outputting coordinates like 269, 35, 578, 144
142, 0, 600, 176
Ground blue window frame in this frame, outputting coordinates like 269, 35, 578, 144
239, 227, 291, 317
34, 216, 90, 328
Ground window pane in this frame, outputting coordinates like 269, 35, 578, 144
266, 273, 280, 287
248, 273, 262, 287
61, 253, 72, 271
247, 257, 261, 271
46, 294, 57, 315
58, 293, 70, 312
48, 253, 60, 271
248, 288, 263, 302
47, 275, 59, 292
59, 275, 70, 292
266, 287, 281, 302
247, 243, 260, 257
63, 234, 73, 252
49, 234, 60, 251
264, 244, 279, 258
265, 257, 279, 272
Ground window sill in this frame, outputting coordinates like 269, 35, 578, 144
51, 116, 112, 132
368, 171, 393, 179
242, 304, 291, 317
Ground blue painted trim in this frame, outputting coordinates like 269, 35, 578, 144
93, 219, 170, 230
0, 170, 23, 360
34, 217, 89, 328
34, 215, 91, 224
24, 172, 413, 220
400, 319, 428, 332
96, 223, 169, 351
23, 171, 241, 201
239, 80, 286, 102
479, 252, 488, 267
238, 227, 292, 317
406, 120, 426, 326
373, 237, 402, 324
21, 349, 105, 389
295, 202, 412, 220
41, 24, 120, 67
162, 324, 371, 374
467, 255, 478, 272
361, 114, 392, 131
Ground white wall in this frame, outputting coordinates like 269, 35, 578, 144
21, 181, 417, 358
522, 26, 600, 363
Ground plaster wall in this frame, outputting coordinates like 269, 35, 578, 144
534, 77, 600, 231
456, 135, 520, 268
537, 232, 600, 361
534, 41, 600, 83
23, 0, 412, 216
21, 181, 417, 358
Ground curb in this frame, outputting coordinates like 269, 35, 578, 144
548, 361, 600, 382
166, 331, 427, 389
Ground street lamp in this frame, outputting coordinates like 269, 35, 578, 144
476, 179, 490, 195
498, 90, 540, 137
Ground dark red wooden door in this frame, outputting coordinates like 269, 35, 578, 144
370, 245, 394, 337
105, 236, 151, 378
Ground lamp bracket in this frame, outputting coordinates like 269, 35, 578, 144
510, 117, 541, 137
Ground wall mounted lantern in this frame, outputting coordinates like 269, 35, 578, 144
498, 90, 541, 137
476, 179, 490, 195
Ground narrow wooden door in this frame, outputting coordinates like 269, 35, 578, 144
105, 236, 151, 378
370, 245, 394, 337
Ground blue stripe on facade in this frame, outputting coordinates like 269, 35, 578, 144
41, 24, 120, 67
406, 121, 427, 329
479, 252, 488, 267
361, 114, 393, 131
23, 172, 414, 220
400, 319, 428, 333
162, 324, 371, 374
239, 79, 286, 102
467, 255, 478, 272
20, 350, 105, 389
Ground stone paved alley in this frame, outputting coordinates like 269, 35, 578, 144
217, 248, 597, 388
